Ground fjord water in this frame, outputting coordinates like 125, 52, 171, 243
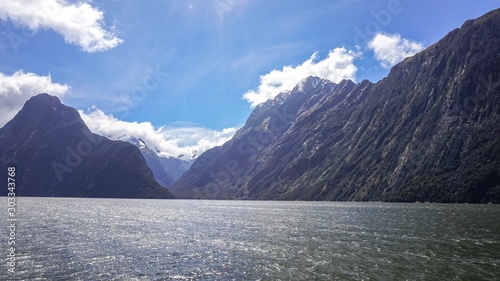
2, 198, 499, 280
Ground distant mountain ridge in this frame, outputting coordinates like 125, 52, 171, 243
0, 94, 174, 199
124, 136, 193, 187
170, 9, 500, 203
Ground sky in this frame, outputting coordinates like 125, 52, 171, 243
0, 0, 499, 158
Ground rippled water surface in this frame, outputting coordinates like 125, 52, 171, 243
1, 198, 499, 280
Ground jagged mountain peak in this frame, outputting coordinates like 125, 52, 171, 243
3, 93, 81, 137
294, 76, 337, 92
243, 76, 342, 131
170, 9, 500, 202
126, 136, 148, 149
25, 92, 61, 106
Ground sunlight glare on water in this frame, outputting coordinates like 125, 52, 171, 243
1, 198, 499, 280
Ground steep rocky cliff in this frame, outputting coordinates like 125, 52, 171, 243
170, 9, 500, 203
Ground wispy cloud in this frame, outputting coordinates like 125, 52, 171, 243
0, 0, 122, 52
368, 33, 424, 68
213, 0, 246, 22
243, 47, 359, 107
79, 108, 237, 158
0, 70, 70, 126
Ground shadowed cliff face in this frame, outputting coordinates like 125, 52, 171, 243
0, 94, 174, 199
170, 9, 500, 203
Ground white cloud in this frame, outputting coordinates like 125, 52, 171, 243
0, 0, 122, 52
0, 70, 70, 127
368, 33, 425, 69
79, 108, 237, 158
243, 47, 359, 107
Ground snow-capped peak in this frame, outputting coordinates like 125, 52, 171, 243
109, 135, 199, 161
124, 136, 147, 149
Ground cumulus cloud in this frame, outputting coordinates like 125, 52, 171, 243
368, 33, 425, 69
243, 47, 359, 107
79, 108, 237, 158
0, 0, 122, 52
0, 70, 70, 126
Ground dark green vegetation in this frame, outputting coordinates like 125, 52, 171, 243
170, 9, 500, 203
0, 94, 174, 199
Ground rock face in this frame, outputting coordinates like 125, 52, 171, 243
0, 94, 174, 199
160, 156, 193, 180
170, 9, 500, 203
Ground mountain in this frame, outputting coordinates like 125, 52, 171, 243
126, 136, 175, 187
0, 94, 174, 199
126, 136, 193, 187
170, 9, 500, 203
158, 155, 193, 180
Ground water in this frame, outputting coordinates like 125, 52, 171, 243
1, 198, 499, 280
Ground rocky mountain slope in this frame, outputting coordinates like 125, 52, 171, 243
170, 9, 500, 203
126, 136, 193, 187
0, 94, 174, 199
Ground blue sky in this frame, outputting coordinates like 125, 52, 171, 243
0, 0, 499, 157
